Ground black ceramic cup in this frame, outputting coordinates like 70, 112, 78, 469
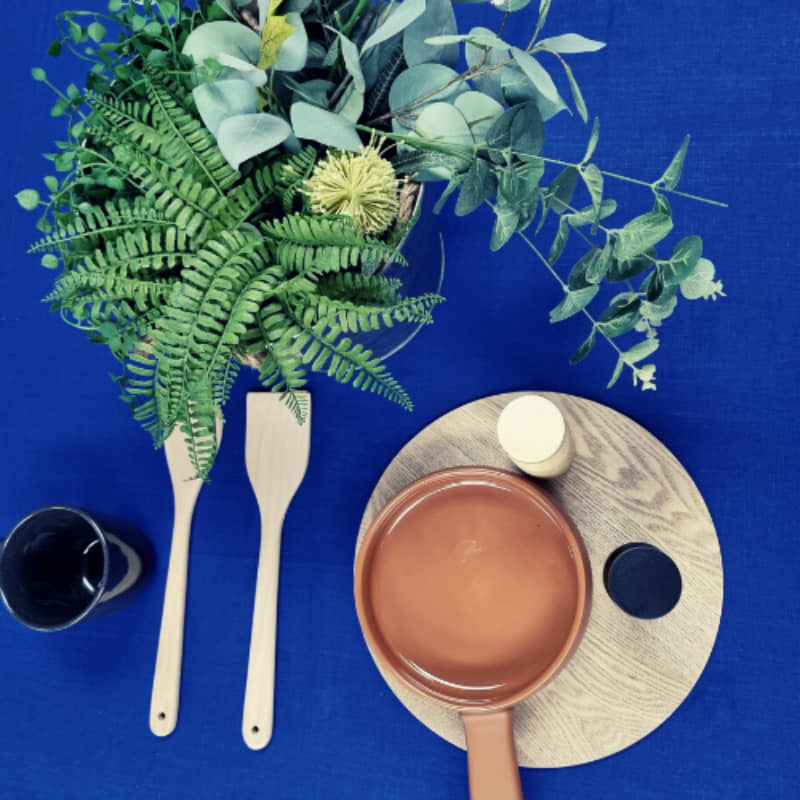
0, 506, 146, 631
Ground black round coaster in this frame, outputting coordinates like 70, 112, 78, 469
604, 543, 682, 619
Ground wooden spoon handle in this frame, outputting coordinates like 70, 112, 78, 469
149, 504, 195, 736
242, 509, 284, 750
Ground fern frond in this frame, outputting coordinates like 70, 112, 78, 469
365, 41, 405, 120
317, 271, 402, 304
28, 198, 174, 254
46, 272, 175, 309
271, 146, 317, 213
263, 214, 406, 276
143, 68, 239, 192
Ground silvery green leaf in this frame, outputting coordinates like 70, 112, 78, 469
680, 258, 723, 300
580, 163, 603, 225
539, 165, 578, 233
490, 0, 533, 12
567, 199, 617, 227
510, 100, 544, 161
282, 0, 314, 13
548, 217, 570, 264
568, 246, 608, 289
274, 14, 308, 72
560, 57, 588, 122
322, 37, 339, 69
217, 53, 267, 86
432, 174, 465, 213
622, 338, 660, 364
606, 356, 624, 388
193, 79, 259, 136
415, 101, 474, 149
454, 91, 504, 141
427, 32, 507, 48
389, 64, 467, 113
653, 191, 672, 216
535, 34, 606, 53
661, 235, 702, 285
608, 247, 655, 281
569, 327, 596, 364
614, 212, 673, 262
338, 33, 365, 92
455, 158, 493, 216
290, 102, 363, 152
658, 135, 690, 191
287, 78, 334, 107
490, 201, 520, 250
216, 0, 236, 18
484, 106, 519, 163
501, 65, 567, 119
466, 27, 508, 103
182, 21, 261, 67
549, 286, 599, 322
533, 0, 552, 41
511, 47, 563, 107
404, 0, 458, 68
597, 294, 642, 337
362, 0, 426, 55
640, 294, 677, 324
306, 42, 327, 67
335, 82, 364, 124
216, 113, 291, 169
582, 117, 599, 164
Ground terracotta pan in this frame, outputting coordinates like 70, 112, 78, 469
355, 467, 591, 799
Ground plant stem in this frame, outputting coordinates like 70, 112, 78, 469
341, 0, 372, 38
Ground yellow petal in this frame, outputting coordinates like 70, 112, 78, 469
258, 0, 295, 70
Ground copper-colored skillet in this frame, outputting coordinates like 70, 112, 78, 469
355, 467, 591, 799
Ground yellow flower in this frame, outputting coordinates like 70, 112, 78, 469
304, 143, 399, 236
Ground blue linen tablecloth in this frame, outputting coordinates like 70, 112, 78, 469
1, 1, 797, 798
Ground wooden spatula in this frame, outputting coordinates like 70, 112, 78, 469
149, 420, 223, 737
242, 392, 311, 750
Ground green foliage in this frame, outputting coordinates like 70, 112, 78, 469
24, 52, 442, 479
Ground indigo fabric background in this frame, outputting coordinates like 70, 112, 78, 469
1, 1, 797, 798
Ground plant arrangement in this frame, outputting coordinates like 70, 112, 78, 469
17, 0, 724, 477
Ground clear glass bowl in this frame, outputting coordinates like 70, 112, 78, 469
349, 196, 446, 361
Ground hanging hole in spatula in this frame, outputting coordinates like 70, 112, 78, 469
604, 543, 682, 619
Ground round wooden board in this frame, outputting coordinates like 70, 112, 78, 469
356, 392, 724, 768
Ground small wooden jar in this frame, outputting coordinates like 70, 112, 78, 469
496, 394, 574, 479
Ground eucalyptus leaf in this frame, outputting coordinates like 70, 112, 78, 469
466, 28, 508, 104
501, 65, 567, 120
510, 47, 563, 107
216, 113, 291, 169
661, 235, 702, 285
608, 247, 656, 281
455, 158, 493, 216
548, 217, 570, 264
182, 21, 261, 67
217, 53, 268, 86
274, 14, 308, 72
484, 106, 520, 164
568, 246, 610, 289
362, 0, 426, 55
597, 294, 642, 337
569, 327, 596, 364
549, 286, 599, 322
415, 102, 474, 149
193, 79, 259, 137
659, 135, 690, 191
580, 163, 603, 224
490, 200, 520, 251
404, 0, 458, 68
290, 102, 363, 151
335, 82, 364, 124
491, 0, 533, 12
338, 33, 365, 93
680, 258, 722, 300
535, 34, 606, 53
510, 100, 544, 161
582, 117, 599, 164
288, 78, 334, 107
622, 338, 660, 364
614, 212, 673, 262
389, 64, 467, 116
607, 356, 624, 388
454, 91, 504, 141
560, 57, 588, 122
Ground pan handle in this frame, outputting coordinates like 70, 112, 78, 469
461, 709, 524, 800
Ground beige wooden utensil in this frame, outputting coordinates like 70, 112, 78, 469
149, 420, 223, 737
242, 392, 311, 750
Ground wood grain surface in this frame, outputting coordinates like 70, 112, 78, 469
355, 392, 724, 768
